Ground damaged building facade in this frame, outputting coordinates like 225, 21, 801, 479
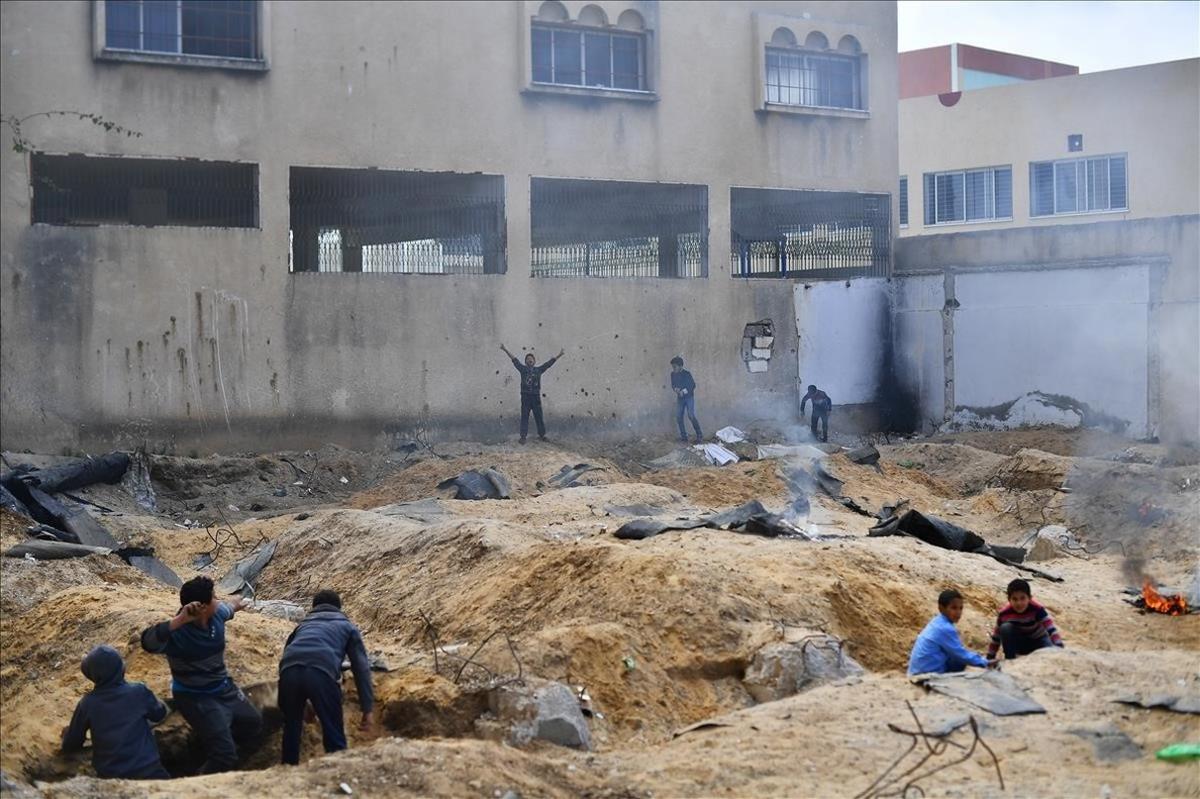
0, 0, 899, 451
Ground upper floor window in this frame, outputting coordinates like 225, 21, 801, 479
1030, 155, 1127, 217
765, 29, 863, 111
101, 0, 263, 64
530, 3, 647, 92
899, 177, 909, 227
922, 166, 1013, 226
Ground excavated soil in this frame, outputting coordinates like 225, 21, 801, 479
2, 430, 1198, 798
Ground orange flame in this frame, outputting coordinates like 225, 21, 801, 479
1142, 580, 1189, 616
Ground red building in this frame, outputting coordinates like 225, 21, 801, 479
900, 44, 1077, 99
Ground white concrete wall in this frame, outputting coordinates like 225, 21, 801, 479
891, 274, 945, 427
794, 278, 890, 408
953, 267, 1150, 435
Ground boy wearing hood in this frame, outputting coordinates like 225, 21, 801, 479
278, 590, 374, 765
62, 645, 170, 779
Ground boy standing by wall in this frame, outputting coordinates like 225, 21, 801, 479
500, 343, 564, 443
671, 356, 703, 444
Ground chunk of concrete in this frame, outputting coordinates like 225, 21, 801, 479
753, 336, 774, 348
751, 348, 773, 359
743, 637, 864, 703
489, 679, 591, 749
747, 360, 769, 373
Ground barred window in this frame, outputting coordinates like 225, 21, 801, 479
765, 49, 861, 110
1030, 154, 1128, 217
899, 177, 909, 227
289, 168, 505, 275
922, 166, 1012, 226
31, 153, 257, 228
531, 178, 706, 278
104, 0, 260, 61
731, 188, 890, 279
532, 25, 646, 90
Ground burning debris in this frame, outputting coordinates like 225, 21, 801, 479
1138, 580, 1190, 616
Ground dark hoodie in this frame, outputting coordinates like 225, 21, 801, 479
62, 645, 169, 779
278, 604, 374, 712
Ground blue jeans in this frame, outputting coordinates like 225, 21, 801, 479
279, 665, 346, 765
676, 395, 702, 440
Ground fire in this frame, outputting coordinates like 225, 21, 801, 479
1142, 580, 1189, 616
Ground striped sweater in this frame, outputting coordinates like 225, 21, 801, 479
986, 599, 1063, 659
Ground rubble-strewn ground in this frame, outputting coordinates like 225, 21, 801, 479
2, 428, 1198, 798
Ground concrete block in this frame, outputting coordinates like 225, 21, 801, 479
747, 360, 769, 373
753, 336, 774, 348
743, 638, 864, 703
751, 348, 773, 359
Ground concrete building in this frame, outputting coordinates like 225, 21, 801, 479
0, 1, 899, 453
892, 58, 1200, 443
899, 43, 1076, 99
898, 59, 1199, 237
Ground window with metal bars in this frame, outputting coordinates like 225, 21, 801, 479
731, 188, 890, 279
288, 168, 506, 275
30, 153, 257, 227
765, 48, 861, 110
1029, 154, 1128, 217
104, 0, 260, 61
899, 177, 909, 227
921, 166, 1013, 226
531, 25, 646, 90
531, 178, 706, 278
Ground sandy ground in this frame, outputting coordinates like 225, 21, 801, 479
1, 429, 1197, 798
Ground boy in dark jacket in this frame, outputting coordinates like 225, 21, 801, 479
800, 384, 833, 442
62, 645, 170, 780
670, 356, 702, 444
278, 590, 375, 765
140, 576, 261, 774
500, 343, 564, 443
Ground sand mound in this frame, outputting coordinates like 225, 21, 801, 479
639, 459, 788, 507
880, 443, 1008, 495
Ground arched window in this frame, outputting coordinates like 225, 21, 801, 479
616, 9, 645, 31
532, 5, 647, 91
535, 1, 568, 22
803, 31, 829, 50
837, 35, 861, 55
765, 29, 863, 110
770, 27, 797, 47
577, 4, 608, 27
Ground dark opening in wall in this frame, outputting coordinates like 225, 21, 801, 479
730, 187, 890, 279
31, 153, 258, 228
531, 178, 707, 278
289, 167, 506, 274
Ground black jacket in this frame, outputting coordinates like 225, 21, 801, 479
278, 604, 374, 712
511, 356, 557, 398
63, 645, 168, 779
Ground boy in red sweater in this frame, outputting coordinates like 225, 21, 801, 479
987, 579, 1064, 661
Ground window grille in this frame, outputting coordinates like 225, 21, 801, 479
1030, 154, 1127, 217
532, 25, 646, 90
922, 166, 1013, 225
289, 168, 506, 275
765, 48, 860, 109
105, 0, 260, 60
731, 188, 890, 279
31, 153, 257, 228
531, 178, 707, 278
899, 177, 909, 227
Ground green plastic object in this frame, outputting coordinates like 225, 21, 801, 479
1155, 743, 1200, 762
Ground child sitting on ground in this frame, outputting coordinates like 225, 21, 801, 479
62, 645, 170, 779
907, 589, 992, 676
986, 579, 1064, 661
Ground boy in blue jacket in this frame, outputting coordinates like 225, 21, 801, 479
278, 590, 375, 765
908, 589, 995, 676
140, 576, 261, 774
62, 645, 170, 779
